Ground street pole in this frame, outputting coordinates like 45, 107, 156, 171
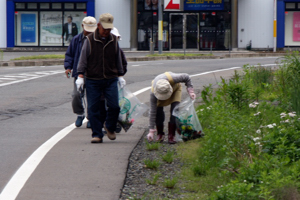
158, 0, 163, 54
273, 0, 277, 52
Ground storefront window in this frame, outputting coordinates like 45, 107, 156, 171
137, 12, 153, 50
52, 3, 62, 9
14, 2, 86, 47
285, 11, 300, 46
15, 12, 38, 46
28, 3, 37, 9
286, 3, 296, 9
40, 3, 50, 9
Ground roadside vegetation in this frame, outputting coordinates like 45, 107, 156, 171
176, 52, 300, 199
12, 54, 65, 60
147, 53, 213, 57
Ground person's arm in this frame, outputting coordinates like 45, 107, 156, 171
64, 38, 76, 78
77, 38, 90, 78
171, 72, 196, 99
120, 49, 127, 75
149, 93, 158, 129
116, 42, 124, 76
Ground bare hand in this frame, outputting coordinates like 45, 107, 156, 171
65, 69, 71, 78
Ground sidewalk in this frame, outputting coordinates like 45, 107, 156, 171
0, 50, 287, 67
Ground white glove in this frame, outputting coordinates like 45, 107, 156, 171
118, 77, 126, 88
76, 77, 84, 91
187, 87, 196, 100
147, 129, 156, 142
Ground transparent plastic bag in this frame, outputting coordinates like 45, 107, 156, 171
172, 97, 203, 141
118, 86, 148, 132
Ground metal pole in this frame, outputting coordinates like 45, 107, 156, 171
273, 0, 277, 52
158, 0, 163, 54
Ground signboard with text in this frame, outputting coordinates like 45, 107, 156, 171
184, 0, 224, 11
21, 14, 36, 43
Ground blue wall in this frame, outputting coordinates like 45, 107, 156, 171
7, 0, 95, 47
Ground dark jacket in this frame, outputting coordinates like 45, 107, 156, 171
62, 22, 78, 40
64, 32, 84, 77
77, 29, 124, 79
120, 49, 127, 75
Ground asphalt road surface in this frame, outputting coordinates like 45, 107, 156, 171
0, 56, 283, 200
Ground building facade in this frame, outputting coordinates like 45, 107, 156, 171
2, 0, 300, 50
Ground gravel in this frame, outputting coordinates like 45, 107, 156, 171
119, 131, 185, 200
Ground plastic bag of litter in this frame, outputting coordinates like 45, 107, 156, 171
118, 86, 148, 132
172, 97, 203, 141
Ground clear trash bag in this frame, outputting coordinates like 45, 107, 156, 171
172, 97, 204, 142
118, 86, 148, 132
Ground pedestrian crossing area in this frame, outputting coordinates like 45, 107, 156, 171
0, 70, 64, 87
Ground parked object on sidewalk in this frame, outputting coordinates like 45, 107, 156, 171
118, 85, 148, 132
172, 97, 203, 142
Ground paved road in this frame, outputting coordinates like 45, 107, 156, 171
0, 57, 282, 200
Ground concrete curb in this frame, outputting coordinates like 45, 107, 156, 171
0, 53, 287, 67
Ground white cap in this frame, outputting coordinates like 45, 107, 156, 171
82, 16, 97, 32
111, 27, 121, 40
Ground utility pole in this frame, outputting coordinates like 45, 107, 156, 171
158, 0, 163, 54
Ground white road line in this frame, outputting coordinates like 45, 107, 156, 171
0, 71, 63, 87
0, 78, 17, 80
0, 64, 279, 200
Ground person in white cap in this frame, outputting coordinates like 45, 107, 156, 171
147, 72, 196, 144
64, 16, 97, 128
77, 13, 125, 143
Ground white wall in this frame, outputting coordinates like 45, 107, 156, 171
0, 0, 7, 48
238, 0, 274, 49
95, 0, 131, 49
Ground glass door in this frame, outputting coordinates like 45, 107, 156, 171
170, 13, 198, 49
170, 14, 183, 49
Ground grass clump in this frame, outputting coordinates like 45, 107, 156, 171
12, 54, 65, 60
145, 141, 161, 151
146, 173, 160, 185
161, 150, 174, 163
176, 52, 300, 199
163, 177, 178, 189
144, 159, 160, 170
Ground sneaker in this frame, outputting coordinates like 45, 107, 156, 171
75, 115, 85, 127
115, 122, 122, 133
104, 123, 116, 140
102, 128, 107, 135
86, 121, 91, 128
91, 137, 102, 143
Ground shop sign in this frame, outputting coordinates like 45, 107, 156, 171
184, 0, 224, 11
164, 0, 180, 10
21, 13, 36, 43
293, 12, 300, 41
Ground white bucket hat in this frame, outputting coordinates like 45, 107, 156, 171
153, 79, 173, 100
111, 27, 121, 40
82, 16, 97, 32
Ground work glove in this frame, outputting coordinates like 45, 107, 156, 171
187, 87, 196, 100
147, 129, 156, 142
75, 77, 84, 92
118, 77, 126, 88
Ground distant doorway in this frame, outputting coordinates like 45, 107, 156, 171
170, 13, 199, 49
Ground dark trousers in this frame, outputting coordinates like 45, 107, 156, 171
156, 101, 180, 126
86, 78, 120, 138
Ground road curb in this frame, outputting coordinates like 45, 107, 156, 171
0, 53, 287, 67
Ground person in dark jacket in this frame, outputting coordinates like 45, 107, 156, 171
76, 13, 125, 143
62, 16, 78, 43
64, 16, 97, 128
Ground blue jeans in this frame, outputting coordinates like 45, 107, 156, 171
86, 78, 120, 138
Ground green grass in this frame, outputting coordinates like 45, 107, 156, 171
144, 159, 160, 170
147, 53, 213, 57
161, 150, 174, 163
173, 52, 300, 199
146, 173, 160, 185
163, 177, 178, 189
145, 141, 161, 151
12, 54, 65, 60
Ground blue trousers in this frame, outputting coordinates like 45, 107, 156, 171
86, 78, 120, 138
